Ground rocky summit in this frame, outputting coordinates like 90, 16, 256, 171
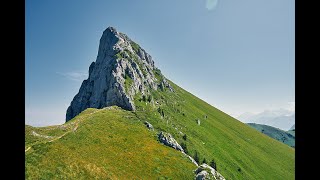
66, 27, 173, 121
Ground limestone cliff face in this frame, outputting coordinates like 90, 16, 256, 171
66, 27, 173, 121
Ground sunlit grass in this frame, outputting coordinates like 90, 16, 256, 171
26, 79, 294, 179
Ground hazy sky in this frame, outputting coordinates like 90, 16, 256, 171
26, 0, 295, 126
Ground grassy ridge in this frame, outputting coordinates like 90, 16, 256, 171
25, 107, 196, 179
26, 80, 294, 179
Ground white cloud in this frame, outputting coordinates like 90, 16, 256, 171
57, 71, 88, 81
206, 0, 219, 10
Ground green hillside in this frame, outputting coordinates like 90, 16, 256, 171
131, 79, 294, 179
247, 123, 295, 148
25, 107, 196, 179
25, 79, 295, 179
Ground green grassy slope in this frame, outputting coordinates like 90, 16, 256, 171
132, 78, 295, 179
247, 123, 295, 148
25, 107, 196, 179
25, 78, 295, 179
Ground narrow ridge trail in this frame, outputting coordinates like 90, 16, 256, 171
25, 110, 98, 153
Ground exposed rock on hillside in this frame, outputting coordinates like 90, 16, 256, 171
158, 131, 184, 152
144, 121, 154, 131
195, 164, 225, 180
182, 152, 199, 167
66, 27, 173, 121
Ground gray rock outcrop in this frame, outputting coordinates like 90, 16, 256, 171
144, 121, 154, 131
66, 27, 173, 121
195, 164, 225, 180
156, 132, 225, 179
196, 170, 209, 180
158, 131, 184, 152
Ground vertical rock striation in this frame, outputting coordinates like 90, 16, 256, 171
66, 27, 173, 121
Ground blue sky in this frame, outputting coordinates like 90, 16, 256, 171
26, 0, 295, 126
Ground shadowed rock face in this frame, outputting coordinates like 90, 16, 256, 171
66, 27, 173, 121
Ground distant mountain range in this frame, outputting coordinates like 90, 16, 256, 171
289, 124, 295, 130
247, 123, 295, 148
238, 109, 295, 131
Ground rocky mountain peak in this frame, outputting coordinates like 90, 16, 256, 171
66, 27, 173, 121
105, 26, 117, 33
